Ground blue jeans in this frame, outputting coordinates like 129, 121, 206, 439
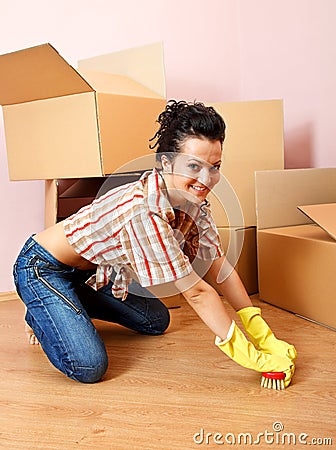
13, 236, 170, 383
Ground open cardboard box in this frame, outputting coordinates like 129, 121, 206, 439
0, 43, 166, 180
256, 168, 336, 329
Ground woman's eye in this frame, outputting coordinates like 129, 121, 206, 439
188, 163, 200, 171
210, 165, 221, 172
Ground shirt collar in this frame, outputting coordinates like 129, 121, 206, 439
140, 168, 211, 225
140, 168, 175, 222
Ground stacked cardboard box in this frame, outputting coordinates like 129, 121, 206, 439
209, 100, 284, 294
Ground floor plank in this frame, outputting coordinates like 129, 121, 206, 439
0, 295, 335, 449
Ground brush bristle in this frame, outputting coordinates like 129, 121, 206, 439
260, 372, 285, 390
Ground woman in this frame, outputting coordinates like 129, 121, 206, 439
13, 100, 296, 384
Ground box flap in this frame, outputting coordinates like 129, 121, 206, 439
0, 43, 93, 105
78, 69, 163, 98
298, 203, 336, 241
78, 42, 166, 97
259, 224, 335, 242
255, 168, 336, 229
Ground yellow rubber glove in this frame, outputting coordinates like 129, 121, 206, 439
215, 321, 295, 387
237, 307, 297, 362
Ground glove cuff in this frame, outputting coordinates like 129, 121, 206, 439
237, 306, 261, 317
215, 320, 236, 346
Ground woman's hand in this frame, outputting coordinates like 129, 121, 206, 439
237, 306, 297, 362
215, 321, 295, 387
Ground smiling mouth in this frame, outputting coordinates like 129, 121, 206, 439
190, 185, 208, 193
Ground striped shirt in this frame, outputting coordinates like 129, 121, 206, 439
63, 169, 223, 300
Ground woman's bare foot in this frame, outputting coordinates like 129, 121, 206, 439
25, 322, 39, 345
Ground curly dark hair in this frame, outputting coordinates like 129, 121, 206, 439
149, 100, 226, 163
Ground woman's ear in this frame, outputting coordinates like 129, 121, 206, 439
161, 155, 172, 173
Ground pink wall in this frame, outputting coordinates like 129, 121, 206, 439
238, 0, 336, 169
0, 0, 335, 291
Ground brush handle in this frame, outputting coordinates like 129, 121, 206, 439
262, 371, 285, 380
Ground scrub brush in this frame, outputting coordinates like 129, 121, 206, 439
260, 372, 285, 390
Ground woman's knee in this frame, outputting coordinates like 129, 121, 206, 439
33, 323, 109, 383
144, 302, 171, 335
63, 352, 108, 383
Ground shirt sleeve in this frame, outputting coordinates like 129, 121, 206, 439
119, 211, 193, 288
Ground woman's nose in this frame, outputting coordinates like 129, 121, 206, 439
198, 167, 212, 187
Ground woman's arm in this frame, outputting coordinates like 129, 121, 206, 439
201, 255, 253, 311
171, 253, 252, 340
174, 271, 233, 341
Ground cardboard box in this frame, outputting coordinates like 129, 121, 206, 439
217, 227, 258, 295
44, 173, 145, 227
0, 43, 166, 180
208, 100, 284, 227
255, 168, 336, 329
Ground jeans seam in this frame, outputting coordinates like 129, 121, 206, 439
21, 236, 37, 255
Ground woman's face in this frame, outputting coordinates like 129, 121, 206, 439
162, 137, 222, 206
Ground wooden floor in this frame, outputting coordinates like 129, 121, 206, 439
0, 294, 335, 449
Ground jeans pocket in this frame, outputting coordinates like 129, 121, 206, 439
29, 255, 71, 273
